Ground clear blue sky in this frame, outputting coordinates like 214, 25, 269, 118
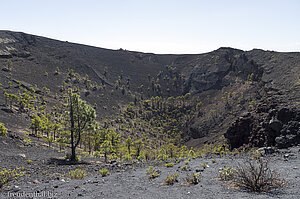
1, 0, 300, 54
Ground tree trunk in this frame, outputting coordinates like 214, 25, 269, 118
104, 152, 107, 163
70, 93, 76, 161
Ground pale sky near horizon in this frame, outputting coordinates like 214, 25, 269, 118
1, 0, 300, 54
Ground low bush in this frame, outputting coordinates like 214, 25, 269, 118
146, 166, 160, 179
201, 162, 209, 168
0, 167, 25, 189
0, 123, 7, 136
148, 170, 160, 179
180, 165, 188, 171
99, 168, 109, 177
165, 162, 174, 168
163, 172, 179, 185
68, 168, 86, 179
233, 159, 285, 192
146, 166, 154, 174
94, 151, 101, 158
26, 159, 33, 164
185, 172, 200, 185
219, 166, 237, 181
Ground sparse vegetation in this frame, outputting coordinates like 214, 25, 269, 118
146, 166, 160, 179
185, 172, 200, 185
180, 165, 187, 171
201, 162, 209, 168
219, 166, 237, 181
26, 159, 33, 164
0, 167, 25, 189
233, 159, 285, 192
165, 162, 174, 168
68, 168, 87, 179
99, 168, 109, 177
163, 172, 179, 185
148, 170, 160, 179
0, 31, 298, 198
0, 123, 7, 136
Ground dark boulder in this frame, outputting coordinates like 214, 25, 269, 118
224, 116, 253, 148
268, 118, 282, 133
277, 107, 295, 124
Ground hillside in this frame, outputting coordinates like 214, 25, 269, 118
0, 30, 300, 199
0, 30, 299, 150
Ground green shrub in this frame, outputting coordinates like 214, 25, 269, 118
99, 168, 109, 177
0, 167, 25, 189
0, 123, 7, 136
185, 172, 200, 185
23, 131, 31, 144
250, 149, 261, 160
180, 165, 188, 171
146, 166, 160, 179
94, 151, 101, 158
219, 166, 237, 181
163, 172, 179, 185
26, 159, 33, 164
146, 166, 154, 174
68, 169, 86, 179
123, 154, 132, 161
201, 162, 209, 168
80, 151, 89, 157
148, 170, 160, 179
165, 162, 174, 168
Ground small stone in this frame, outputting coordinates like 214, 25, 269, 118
33, 179, 40, 184
284, 154, 289, 158
18, 154, 26, 158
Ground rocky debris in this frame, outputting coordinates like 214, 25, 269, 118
224, 115, 253, 148
268, 118, 282, 133
277, 107, 295, 123
225, 105, 300, 149
257, 147, 276, 155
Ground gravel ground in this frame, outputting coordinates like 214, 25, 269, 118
0, 135, 299, 199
